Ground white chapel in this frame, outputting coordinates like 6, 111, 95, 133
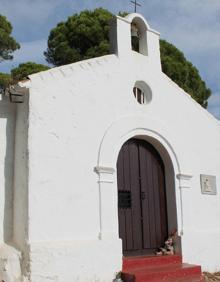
0, 13, 220, 282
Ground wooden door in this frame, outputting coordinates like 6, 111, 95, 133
117, 139, 168, 256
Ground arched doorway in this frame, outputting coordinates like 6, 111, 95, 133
117, 138, 168, 256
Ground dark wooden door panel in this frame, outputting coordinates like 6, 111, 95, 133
158, 161, 168, 244
152, 158, 163, 247
123, 143, 133, 250
139, 144, 152, 249
128, 141, 142, 251
117, 139, 168, 256
117, 147, 126, 250
117, 141, 142, 252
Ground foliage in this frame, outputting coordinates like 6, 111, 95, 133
44, 8, 211, 108
0, 15, 20, 62
44, 8, 112, 66
118, 12, 128, 17
11, 62, 50, 82
160, 40, 211, 108
0, 62, 49, 94
0, 72, 11, 93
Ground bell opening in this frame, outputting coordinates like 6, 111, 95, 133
131, 22, 140, 53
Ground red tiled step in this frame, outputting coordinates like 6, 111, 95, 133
123, 255, 182, 271
122, 256, 204, 282
122, 274, 204, 282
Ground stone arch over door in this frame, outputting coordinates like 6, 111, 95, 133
95, 116, 190, 249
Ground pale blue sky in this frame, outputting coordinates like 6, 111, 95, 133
0, 0, 220, 119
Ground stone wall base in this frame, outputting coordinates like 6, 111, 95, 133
0, 243, 26, 282
28, 238, 122, 282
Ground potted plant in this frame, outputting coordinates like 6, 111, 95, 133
113, 271, 123, 282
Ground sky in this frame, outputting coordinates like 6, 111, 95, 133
0, 0, 220, 119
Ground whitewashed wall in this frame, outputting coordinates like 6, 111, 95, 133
12, 13, 220, 281
13, 96, 29, 276
0, 96, 24, 282
0, 95, 15, 243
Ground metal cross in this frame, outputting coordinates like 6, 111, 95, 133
131, 0, 141, 12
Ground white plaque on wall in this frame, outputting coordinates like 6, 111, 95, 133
200, 175, 217, 195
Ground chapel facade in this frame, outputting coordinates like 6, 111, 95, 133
0, 13, 220, 282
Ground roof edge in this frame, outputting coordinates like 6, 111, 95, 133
21, 54, 118, 88
162, 72, 220, 129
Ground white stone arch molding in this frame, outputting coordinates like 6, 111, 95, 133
95, 116, 192, 241
125, 13, 150, 30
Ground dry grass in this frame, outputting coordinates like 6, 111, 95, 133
204, 272, 220, 282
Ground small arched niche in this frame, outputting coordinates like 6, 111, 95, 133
133, 81, 152, 105
130, 17, 148, 56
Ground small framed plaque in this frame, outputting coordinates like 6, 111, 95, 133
200, 175, 217, 195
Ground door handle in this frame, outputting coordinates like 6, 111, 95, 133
141, 192, 146, 200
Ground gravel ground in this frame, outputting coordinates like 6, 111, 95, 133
204, 272, 220, 281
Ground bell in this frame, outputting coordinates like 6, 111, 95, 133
131, 23, 139, 38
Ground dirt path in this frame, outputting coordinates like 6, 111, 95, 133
204, 272, 220, 281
